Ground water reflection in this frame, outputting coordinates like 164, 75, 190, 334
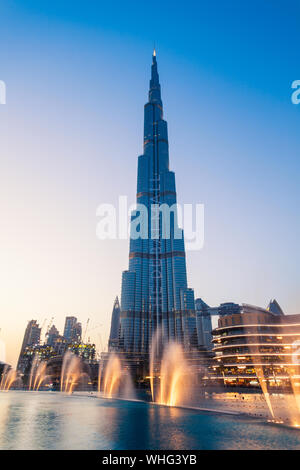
1, 392, 300, 449
148, 406, 198, 449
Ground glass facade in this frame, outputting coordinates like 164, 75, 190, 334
119, 52, 197, 354
108, 297, 121, 351
195, 298, 213, 351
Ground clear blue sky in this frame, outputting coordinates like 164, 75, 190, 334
0, 0, 299, 365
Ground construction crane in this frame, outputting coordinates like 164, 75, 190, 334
39, 318, 47, 344
45, 317, 54, 338
84, 322, 103, 344
98, 332, 104, 352
83, 318, 90, 343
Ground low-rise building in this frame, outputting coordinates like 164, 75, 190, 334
211, 300, 300, 389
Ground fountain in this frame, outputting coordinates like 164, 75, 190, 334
241, 317, 285, 422
253, 364, 275, 419
150, 340, 195, 407
149, 328, 162, 402
243, 337, 275, 419
98, 360, 102, 394
28, 355, 51, 391
0, 366, 21, 391
60, 351, 90, 394
103, 354, 122, 398
99, 353, 135, 399
159, 342, 192, 406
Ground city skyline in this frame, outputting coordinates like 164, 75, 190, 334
1, 1, 300, 367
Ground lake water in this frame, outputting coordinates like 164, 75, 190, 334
0, 391, 300, 450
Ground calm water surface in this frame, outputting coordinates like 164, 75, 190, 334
0, 391, 300, 450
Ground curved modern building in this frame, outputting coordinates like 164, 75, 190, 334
211, 301, 300, 389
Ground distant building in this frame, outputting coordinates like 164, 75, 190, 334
46, 325, 59, 347
195, 298, 213, 351
68, 342, 96, 362
194, 299, 241, 351
216, 302, 241, 316
17, 320, 41, 371
108, 297, 121, 351
63, 316, 82, 343
267, 298, 285, 316
52, 335, 68, 355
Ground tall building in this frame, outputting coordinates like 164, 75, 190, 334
195, 298, 213, 351
17, 320, 41, 371
108, 297, 121, 351
119, 51, 197, 355
63, 316, 82, 343
46, 324, 59, 346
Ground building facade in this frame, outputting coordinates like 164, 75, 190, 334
46, 324, 60, 346
63, 316, 82, 343
108, 297, 121, 351
211, 301, 300, 389
17, 320, 41, 371
118, 51, 197, 355
195, 298, 213, 351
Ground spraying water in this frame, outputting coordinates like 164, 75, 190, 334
98, 353, 135, 399
0, 366, 20, 391
159, 342, 192, 406
103, 354, 122, 398
149, 329, 162, 401
60, 351, 89, 394
150, 340, 194, 406
29, 355, 49, 391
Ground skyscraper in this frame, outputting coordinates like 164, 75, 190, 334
46, 324, 60, 347
119, 51, 197, 355
195, 298, 213, 351
17, 320, 41, 371
108, 297, 121, 351
63, 316, 82, 343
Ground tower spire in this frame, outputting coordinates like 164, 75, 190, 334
149, 49, 162, 105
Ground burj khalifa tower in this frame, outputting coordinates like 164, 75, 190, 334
118, 51, 198, 355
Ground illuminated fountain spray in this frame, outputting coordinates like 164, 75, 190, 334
150, 340, 194, 406
103, 355, 122, 398
247, 332, 300, 425
160, 343, 190, 406
279, 339, 300, 426
149, 328, 162, 402
29, 355, 50, 391
242, 316, 276, 420
0, 366, 21, 391
32, 362, 48, 391
99, 353, 135, 399
29, 355, 38, 390
60, 351, 90, 394
253, 363, 275, 419
98, 359, 104, 395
